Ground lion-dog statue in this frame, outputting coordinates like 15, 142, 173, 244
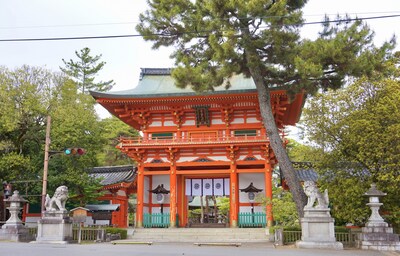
45, 185, 69, 211
303, 181, 329, 209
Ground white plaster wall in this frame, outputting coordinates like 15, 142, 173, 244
144, 176, 150, 204
238, 173, 265, 203
231, 117, 244, 124
151, 175, 170, 213
177, 155, 228, 163
164, 121, 175, 126
182, 120, 195, 126
149, 121, 162, 127
237, 154, 262, 160
239, 206, 264, 213
212, 119, 224, 124
151, 206, 170, 214
246, 117, 259, 123
117, 189, 126, 197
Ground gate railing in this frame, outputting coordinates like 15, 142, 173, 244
238, 212, 266, 228
143, 213, 170, 228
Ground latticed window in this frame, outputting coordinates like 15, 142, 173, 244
193, 105, 210, 127
152, 132, 173, 139
234, 129, 257, 136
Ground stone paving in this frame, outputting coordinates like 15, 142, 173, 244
1, 241, 399, 256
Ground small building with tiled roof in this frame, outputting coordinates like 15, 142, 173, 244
280, 162, 318, 190
89, 165, 137, 227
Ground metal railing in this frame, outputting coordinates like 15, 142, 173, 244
143, 213, 170, 228
238, 212, 267, 228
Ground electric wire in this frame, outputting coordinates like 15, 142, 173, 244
0, 14, 399, 42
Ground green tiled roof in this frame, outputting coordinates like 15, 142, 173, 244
90, 68, 258, 99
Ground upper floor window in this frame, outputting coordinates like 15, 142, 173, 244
152, 132, 173, 139
234, 130, 257, 137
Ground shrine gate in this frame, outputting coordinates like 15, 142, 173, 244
91, 68, 305, 228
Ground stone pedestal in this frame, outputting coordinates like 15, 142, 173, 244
296, 208, 343, 250
35, 211, 73, 244
357, 222, 400, 251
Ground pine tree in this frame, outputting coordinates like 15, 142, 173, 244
60, 47, 114, 93
137, 0, 394, 217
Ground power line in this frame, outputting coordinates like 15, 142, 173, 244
0, 14, 399, 42
0, 11, 399, 30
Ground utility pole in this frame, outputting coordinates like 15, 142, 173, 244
41, 115, 51, 215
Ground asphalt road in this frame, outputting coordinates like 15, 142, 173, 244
1, 242, 399, 256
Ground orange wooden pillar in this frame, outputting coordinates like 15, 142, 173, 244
265, 161, 273, 227
169, 164, 177, 228
228, 146, 239, 227
230, 169, 238, 227
136, 164, 144, 228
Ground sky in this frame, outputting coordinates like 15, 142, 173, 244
1, 0, 399, 127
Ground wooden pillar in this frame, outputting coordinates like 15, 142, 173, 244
265, 161, 273, 227
176, 175, 184, 227
136, 164, 144, 228
169, 164, 177, 228
230, 166, 238, 227
228, 146, 239, 227
167, 147, 178, 228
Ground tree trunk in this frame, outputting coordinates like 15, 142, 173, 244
246, 57, 308, 218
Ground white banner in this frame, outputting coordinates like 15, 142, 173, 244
185, 179, 192, 196
191, 179, 202, 196
203, 179, 213, 196
185, 178, 230, 196
213, 179, 224, 196
224, 178, 230, 196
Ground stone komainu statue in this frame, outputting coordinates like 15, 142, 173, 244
303, 181, 329, 209
45, 185, 69, 211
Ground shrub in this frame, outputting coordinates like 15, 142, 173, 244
105, 227, 127, 239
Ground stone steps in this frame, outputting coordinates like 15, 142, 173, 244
127, 228, 270, 243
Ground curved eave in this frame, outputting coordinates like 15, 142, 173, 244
92, 89, 305, 128
101, 181, 136, 191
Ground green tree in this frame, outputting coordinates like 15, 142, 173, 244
60, 47, 114, 94
97, 116, 138, 166
136, 0, 394, 217
0, 65, 106, 207
301, 78, 400, 228
47, 79, 106, 206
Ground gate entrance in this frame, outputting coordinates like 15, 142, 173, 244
185, 178, 230, 227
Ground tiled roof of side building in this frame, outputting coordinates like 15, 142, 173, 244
281, 162, 319, 182
89, 165, 137, 186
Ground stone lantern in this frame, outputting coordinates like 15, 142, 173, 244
356, 183, 400, 251
149, 184, 170, 214
0, 190, 33, 242
364, 183, 386, 226
3, 190, 27, 228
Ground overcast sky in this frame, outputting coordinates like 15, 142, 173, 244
1, 0, 399, 127
1, 0, 399, 91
